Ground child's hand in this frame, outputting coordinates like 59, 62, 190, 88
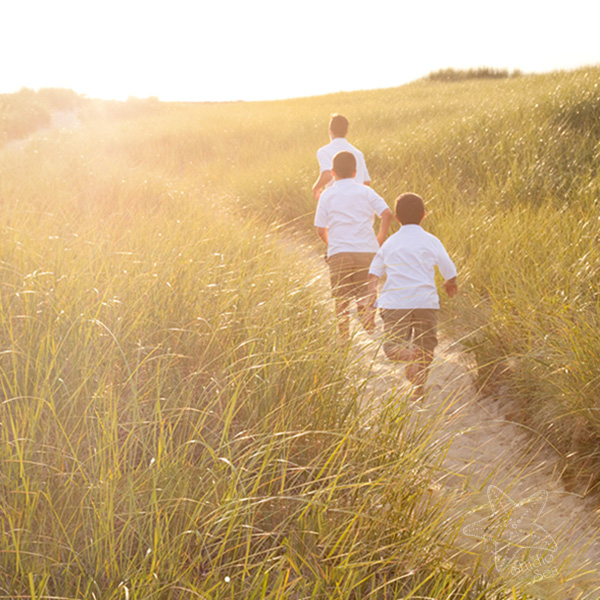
316, 227, 328, 245
443, 277, 458, 298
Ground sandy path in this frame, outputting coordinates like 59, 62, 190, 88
292, 230, 600, 600
362, 331, 600, 599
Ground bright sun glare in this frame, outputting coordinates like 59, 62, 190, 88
2, 0, 599, 101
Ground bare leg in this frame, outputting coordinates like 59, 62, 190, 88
356, 300, 376, 334
405, 349, 433, 397
334, 298, 351, 341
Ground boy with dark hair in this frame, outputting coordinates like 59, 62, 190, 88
315, 151, 393, 340
367, 193, 458, 397
329, 114, 349, 138
312, 113, 371, 199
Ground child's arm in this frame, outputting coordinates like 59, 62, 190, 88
376, 208, 393, 246
312, 171, 333, 200
316, 227, 328, 245
435, 240, 458, 298
443, 277, 458, 297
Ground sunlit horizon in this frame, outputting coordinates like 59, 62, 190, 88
6, 63, 599, 105
2, 0, 599, 103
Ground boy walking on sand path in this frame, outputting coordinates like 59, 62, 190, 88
315, 151, 393, 340
312, 114, 371, 200
367, 193, 457, 397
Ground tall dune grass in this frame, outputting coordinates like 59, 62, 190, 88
0, 113, 519, 597
0, 66, 598, 597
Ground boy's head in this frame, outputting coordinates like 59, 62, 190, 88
395, 193, 426, 225
329, 114, 349, 138
332, 151, 357, 179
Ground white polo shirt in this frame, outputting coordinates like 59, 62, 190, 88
314, 179, 389, 258
369, 225, 457, 309
316, 137, 370, 187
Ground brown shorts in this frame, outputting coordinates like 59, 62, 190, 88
327, 252, 375, 300
380, 308, 438, 353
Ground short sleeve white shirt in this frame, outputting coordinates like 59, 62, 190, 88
369, 225, 457, 309
314, 179, 389, 258
316, 137, 370, 187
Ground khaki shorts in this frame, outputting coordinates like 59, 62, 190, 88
380, 308, 438, 353
327, 252, 375, 300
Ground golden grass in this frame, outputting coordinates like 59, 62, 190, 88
0, 67, 598, 597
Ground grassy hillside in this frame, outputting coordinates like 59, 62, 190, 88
131, 66, 600, 489
0, 67, 598, 598
68, 68, 600, 491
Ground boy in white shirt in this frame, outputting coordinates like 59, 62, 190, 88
314, 151, 393, 340
367, 193, 458, 397
312, 114, 371, 200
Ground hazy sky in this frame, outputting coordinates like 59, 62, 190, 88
2, 0, 599, 102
